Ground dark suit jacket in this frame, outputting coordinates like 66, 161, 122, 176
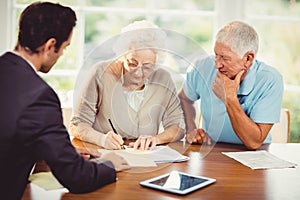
0, 52, 116, 200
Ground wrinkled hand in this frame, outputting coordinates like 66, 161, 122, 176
212, 70, 244, 103
129, 135, 157, 151
100, 152, 131, 172
186, 128, 211, 145
100, 131, 124, 150
75, 146, 101, 160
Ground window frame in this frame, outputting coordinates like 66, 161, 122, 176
2, 0, 300, 98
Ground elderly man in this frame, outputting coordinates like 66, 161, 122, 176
179, 21, 283, 150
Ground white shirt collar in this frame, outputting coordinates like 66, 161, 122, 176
11, 51, 37, 73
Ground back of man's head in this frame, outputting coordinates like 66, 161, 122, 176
17, 2, 77, 53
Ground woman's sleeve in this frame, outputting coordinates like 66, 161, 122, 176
161, 73, 185, 130
69, 64, 106, 146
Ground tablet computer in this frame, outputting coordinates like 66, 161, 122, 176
140, 171, 216, 195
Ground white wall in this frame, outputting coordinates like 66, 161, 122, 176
0, 0, 13, 54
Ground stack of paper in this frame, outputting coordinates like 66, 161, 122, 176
222, 150, 297, 170
146, 146, 189, 163
112, 150, 157, 167
98, 146, 189, 167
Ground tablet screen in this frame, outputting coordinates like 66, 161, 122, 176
140, 171, 216, 195
150, 173, 208, 190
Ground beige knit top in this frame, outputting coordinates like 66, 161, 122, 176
70, 60, 185, 145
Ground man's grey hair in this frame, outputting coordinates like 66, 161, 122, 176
216, 21, 259, 58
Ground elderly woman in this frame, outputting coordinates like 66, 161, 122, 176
70, 20, 185, 150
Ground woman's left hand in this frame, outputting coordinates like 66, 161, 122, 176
129, 135, 157, 151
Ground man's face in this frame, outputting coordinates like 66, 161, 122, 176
40, 31, 73, 73
214, 42, 247, 80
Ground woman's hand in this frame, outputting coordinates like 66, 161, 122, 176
100, 131, 124, 150
129, 135, 157, 151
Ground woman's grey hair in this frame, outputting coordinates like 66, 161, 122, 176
113, 20, 167, 57
216, 21, 259, 58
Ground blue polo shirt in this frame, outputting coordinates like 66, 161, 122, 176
183, 55, 283, 144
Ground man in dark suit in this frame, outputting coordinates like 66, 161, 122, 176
0, 2, 130, 199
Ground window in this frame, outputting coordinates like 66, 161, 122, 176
9, 0, 215, 108
2, 0, 300, 142
245, 0, 300, 142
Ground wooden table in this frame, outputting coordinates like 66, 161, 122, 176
22, 140, 300, 200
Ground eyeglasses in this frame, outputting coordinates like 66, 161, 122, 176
126, 58, 155, 71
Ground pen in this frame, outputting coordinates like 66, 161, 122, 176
108, 119, 125, 149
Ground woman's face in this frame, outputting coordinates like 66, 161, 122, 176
122, 49, 156, 90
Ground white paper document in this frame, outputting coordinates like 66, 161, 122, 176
146, 146, 189, 163
98, 146, 189, 167
222, 150, 297, 170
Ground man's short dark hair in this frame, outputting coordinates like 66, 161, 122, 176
17, 2, 77, 53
